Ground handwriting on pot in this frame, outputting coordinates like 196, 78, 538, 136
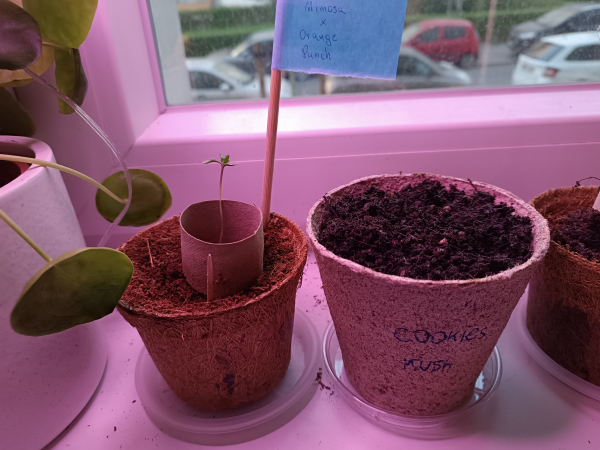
272, 0, 408, 79
401, 358, 452, 373
394, 326, 488, 345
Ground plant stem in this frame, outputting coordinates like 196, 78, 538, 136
0, 207, 52, 262
0, 155, 127, 205
23, 67, 133, 248
219, 164, 225, 244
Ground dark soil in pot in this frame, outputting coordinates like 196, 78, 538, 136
117, 213, 308, 411
318, 180, 533, 280
0, 161, 26, 188
551, 208, 600, 262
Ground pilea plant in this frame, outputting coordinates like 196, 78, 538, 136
203, 154, 237, 243
0, 0, 172, 336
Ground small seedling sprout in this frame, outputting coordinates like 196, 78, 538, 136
203, 154, 237, 243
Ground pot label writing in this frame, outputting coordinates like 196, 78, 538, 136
402, 358, 452, 374
394, 326, 488, 345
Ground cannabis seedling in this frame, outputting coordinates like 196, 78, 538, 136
203, 154, 237, 243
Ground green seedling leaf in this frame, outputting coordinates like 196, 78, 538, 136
10, 248, 133, 336
0, 87, 35, 136
55, 48, 88, 114
22, 0, 98, 49
96, 169, 172, 227
0, 0, 41, 70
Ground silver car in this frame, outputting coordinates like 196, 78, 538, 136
324, 47, 472, 95
187, 57, 292, 102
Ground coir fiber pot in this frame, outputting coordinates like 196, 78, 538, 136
527, 186, 600, 385
308, 174, 550, 416
117, 213, 308, 411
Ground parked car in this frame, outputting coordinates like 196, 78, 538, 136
512, 32, 600, 86
401, 19, 480, 68
209, 29, 313, 81
508, 3, 600, 56
324, 47, 472, 95
187, 58, 292, 102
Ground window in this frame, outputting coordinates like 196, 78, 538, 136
566, 44, 600, 61
144, 0, 600, 106
25, 0, 600, 247
419, 28, 440, 43
524, 42, 564, 62
445, 27, 466, 40
398, 56, 433, 77
189, 71, 225, 89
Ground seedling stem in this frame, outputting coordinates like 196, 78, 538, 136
203, 154, 237, 243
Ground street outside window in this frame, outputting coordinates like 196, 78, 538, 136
151, 0, 600, 105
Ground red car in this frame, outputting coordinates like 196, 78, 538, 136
402, 19, 480, 68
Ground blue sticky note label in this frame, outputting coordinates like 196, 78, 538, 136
272, 0, 408, 80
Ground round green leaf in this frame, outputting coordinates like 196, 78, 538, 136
0, 0, 42, 70
96, 169, 172, 227
22, 0, 98, 49
55, 48, 88, 114
0, 87, 36, 136
10, 248, 133, 337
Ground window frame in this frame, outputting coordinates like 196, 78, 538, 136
18, 0, 600, 243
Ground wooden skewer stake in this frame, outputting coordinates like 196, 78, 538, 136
261, 69, 283, 228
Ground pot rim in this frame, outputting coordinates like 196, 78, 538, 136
118, 211, 308, 320
307, 173, 550, 287
180, 200, 263, 247
0, 137, 53, 196
530, 185, 600, 270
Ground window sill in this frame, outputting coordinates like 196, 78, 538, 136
127, 83, 600, 166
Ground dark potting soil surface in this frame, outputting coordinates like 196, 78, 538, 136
318, 180, 534, 281
0, 161, 22, 188
120, 215, 297, 315
551, 208, 600, 262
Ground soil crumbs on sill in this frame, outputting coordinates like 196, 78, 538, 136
551, 208, 600, 262
318, 180, 533, 280
120, 215, 296, 315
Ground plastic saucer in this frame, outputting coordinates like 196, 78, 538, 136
322, 321, 502, 439
135, 309, 320, 446
517, 297, 600, 401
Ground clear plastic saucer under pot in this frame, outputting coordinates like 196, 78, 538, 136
134, 309, 320, 446
322, 321, 502, 439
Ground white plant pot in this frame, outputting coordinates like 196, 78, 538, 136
0, 137, 107, 450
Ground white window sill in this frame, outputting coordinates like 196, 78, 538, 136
127, 84, 600, 166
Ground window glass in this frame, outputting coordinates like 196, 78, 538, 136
419, 28, 440, 43
189, 71, 224, 89
524, 42, 564, 61
149, 0, 600, 105
566, 44, 600, 61
445, 27, 466, 40
398, 55, 434, 77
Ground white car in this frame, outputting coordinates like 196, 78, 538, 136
512, 31, 600, 86
186, 58, 292, 102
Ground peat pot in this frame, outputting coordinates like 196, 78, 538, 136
308, 173, 550, 415
527, 186, 600, 385
0, 137, 107, 449
117, 213, 308, 411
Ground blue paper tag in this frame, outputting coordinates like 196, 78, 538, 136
272, 0, 408, 80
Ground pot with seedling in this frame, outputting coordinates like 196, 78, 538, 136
0, 1, 171, 448
116, 154, 308, 411
527, 181, 600, 386
308, 173, 550, 415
